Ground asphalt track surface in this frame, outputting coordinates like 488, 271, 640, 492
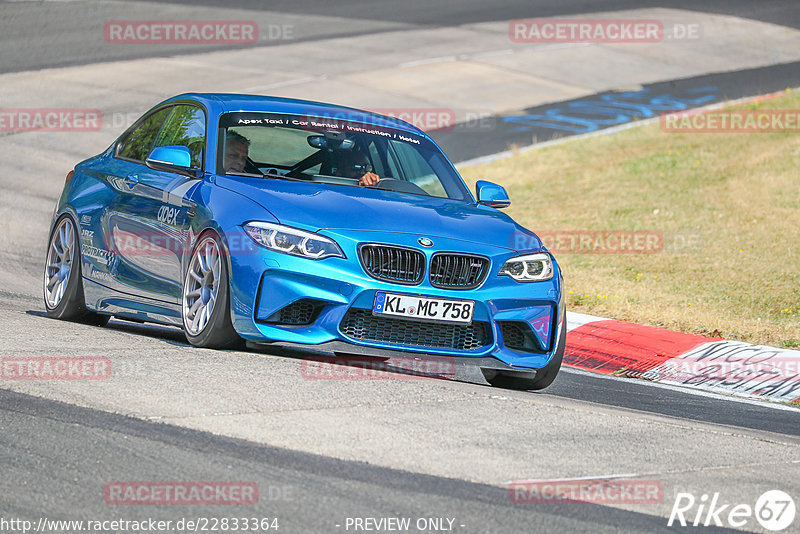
2, 0, 800, 73
1, 388, 740, 533
2, 1, 800, 533
152, 0, 800, 28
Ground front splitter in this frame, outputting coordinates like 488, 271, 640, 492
246, 340, 537, 386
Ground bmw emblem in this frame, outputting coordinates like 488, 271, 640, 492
418, 237, 433, 247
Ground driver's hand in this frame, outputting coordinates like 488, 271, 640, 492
359, 172, 381, 186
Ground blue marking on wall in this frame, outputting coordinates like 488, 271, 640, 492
502, 86, 719, 133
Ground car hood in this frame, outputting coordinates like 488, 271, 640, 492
215, 175, 543, 252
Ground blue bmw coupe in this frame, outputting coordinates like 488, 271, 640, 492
44, 93, 564, 389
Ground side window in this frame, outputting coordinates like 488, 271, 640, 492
153, 105, 206, 168
388, 140, 447, 197
116, 107, 172, 162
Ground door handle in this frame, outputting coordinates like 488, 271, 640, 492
124, 174, 139, 188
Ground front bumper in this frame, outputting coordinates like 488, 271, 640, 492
247, 340, 544, 385
225, 227, 564, 371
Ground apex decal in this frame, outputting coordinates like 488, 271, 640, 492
157, 205, 180, 225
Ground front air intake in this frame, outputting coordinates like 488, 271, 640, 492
340, 309, 490, 351
429, 253, 489, 289
359, 244, 425, 285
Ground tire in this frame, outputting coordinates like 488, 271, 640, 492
43, 214, 110, 326
488, 319, 566, 391
182, 232, 243, 349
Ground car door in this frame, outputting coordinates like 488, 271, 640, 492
105, 104, 205, 303
87, 106, 172, 297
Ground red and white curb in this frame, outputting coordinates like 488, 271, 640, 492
565, 312, 800, 405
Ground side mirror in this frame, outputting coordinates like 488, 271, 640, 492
476, 180, 511, 208
146, 146, 197, 176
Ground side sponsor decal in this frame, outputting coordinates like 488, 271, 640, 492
81, 243, 114, 266
88, 266, 114, 284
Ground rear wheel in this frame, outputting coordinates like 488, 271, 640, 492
487, 319, 566, 390
182, 233, 243, 349
43, 215, 110, 326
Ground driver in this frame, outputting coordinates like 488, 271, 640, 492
334, 149, 381, 187
223, 131, 250, 173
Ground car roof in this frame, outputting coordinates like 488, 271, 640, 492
163, 93, 429, 138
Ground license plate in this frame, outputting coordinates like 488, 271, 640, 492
373, 292, 475, 324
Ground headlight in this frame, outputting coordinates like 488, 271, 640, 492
243, 222, 344, 260
499, 253, 553, 282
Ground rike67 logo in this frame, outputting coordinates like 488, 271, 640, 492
669, 490, 796, 531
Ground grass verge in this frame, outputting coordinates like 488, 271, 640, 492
458, 89, 800, 348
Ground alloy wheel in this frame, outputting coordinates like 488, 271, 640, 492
44, 217, 75, 309
183, 237, 221, 335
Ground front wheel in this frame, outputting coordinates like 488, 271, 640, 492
43, 214, 110, 326
182, 233, 243, 349
487, 319, 566, 390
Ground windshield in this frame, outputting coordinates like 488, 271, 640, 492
217, 112, 471, 201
